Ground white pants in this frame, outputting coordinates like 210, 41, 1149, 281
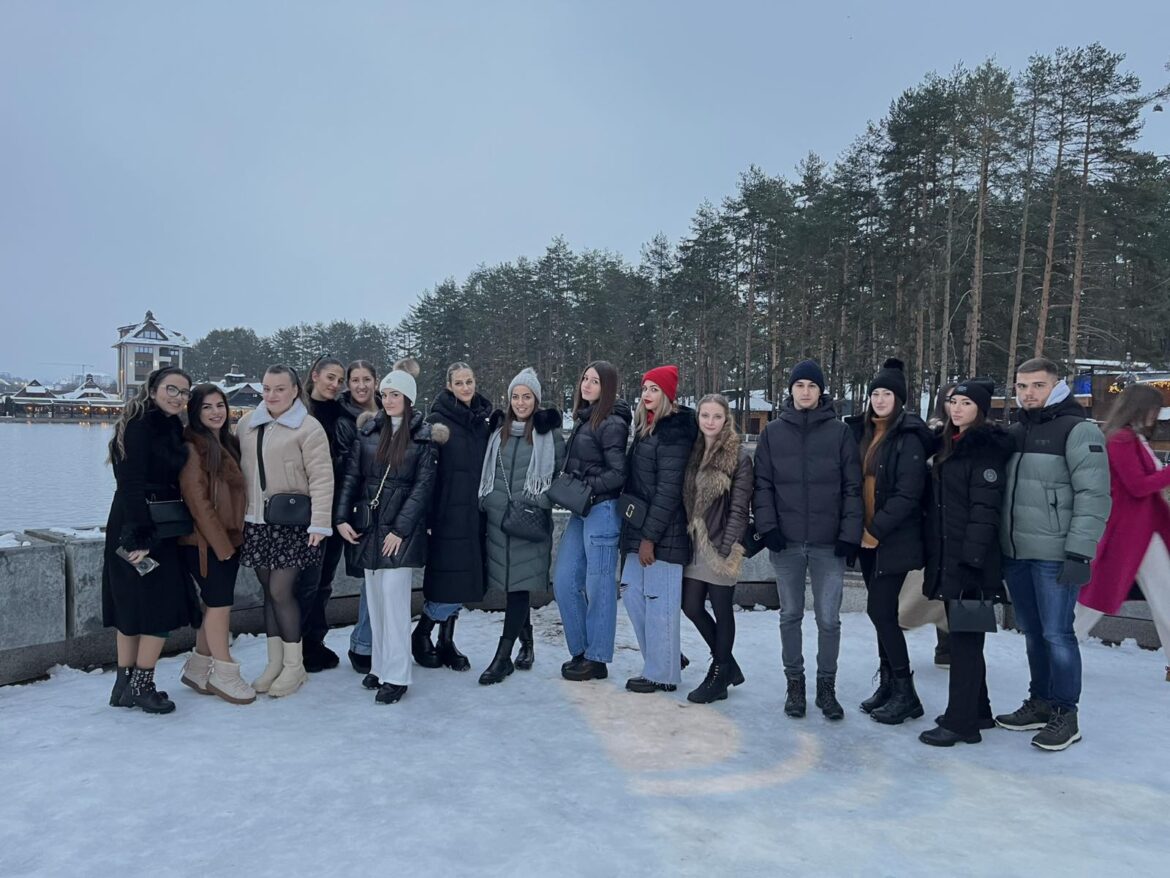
1075, 534, 1170, 666
365, 568, 414, 686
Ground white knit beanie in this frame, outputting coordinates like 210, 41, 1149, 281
379, 370, 417, 404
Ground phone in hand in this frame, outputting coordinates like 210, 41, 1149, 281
116, 547, 159, 576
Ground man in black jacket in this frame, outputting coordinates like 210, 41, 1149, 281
753, 359, 863, 720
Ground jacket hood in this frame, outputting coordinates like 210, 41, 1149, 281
1018, 391, 1087, 426
576, 397, 633, 426
779, 396, 837, 426
247, 398, 309, 431
359, 409, 427, 437
488, 407, 562, 436
431, 388, 493, 428
649, 405, 698, 446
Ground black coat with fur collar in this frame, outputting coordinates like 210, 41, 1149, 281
923, 422, 1015, 602
683, 429, 754, 580
621, 407, 699, 565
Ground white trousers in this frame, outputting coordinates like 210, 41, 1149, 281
1075, 534, 1170, 666
365, 568, 414, 686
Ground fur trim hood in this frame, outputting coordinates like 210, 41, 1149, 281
683, 426, 750, 580
935, 421, 1015, 462
246, 398, 310, 431
357, 409, 431, 440
488, 407, 562, 435
650, 405, 698, 446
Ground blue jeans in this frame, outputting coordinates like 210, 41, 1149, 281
1003, 558, 1082, 711
553, 500, 620, 663
424, 601, 462, 622
349, 581, 372, 656
621, 555, 683, 685
771, 543, 845, 679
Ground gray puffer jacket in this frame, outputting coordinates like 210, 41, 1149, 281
482, 409, 566, 593
1000, 392, 1111, 562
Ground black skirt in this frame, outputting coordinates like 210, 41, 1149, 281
102, 535, 201, 636
181, 546, 241, 608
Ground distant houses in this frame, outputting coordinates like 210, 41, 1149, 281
2, 375, 123, 419
113, 309, 191, 401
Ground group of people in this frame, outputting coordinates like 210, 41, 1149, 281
100, 349, 1169, 753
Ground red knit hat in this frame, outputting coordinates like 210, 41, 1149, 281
642, 365, 679, 402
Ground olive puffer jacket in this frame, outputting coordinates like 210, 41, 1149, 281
620, 407, 699, 566
481, 408, 567, 593
561, 399, 634, 505
923, 423, 1015, 602
334, 410, 437, 573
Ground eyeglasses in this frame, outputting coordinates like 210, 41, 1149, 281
162, 384, 192, 399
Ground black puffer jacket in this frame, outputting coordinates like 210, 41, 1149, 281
335, 410, 437, 573
308, 396, 347, 482
620, 407, 698, 565
334, 390, 374, 479
923, 423, 1015, 602
753, 397, 863, 546
424, 389, 493, 602
562, 399, 633, 504
847, 410, 933, 576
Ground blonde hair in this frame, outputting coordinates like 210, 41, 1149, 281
634, 391, 678, 438
695, 394, 736, 460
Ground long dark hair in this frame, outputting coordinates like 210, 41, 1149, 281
572, 360, 618, 430
937, 393, 987, 463
861, 396, 904, 474
186, 384, 241, 476
376, 399, 415, 470
108, 366, 192, 463
304, 355, 345, 404
1104, 384, 1164, 439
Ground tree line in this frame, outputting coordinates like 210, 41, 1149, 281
186, 44, 1170, 424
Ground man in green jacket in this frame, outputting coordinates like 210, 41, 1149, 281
996, 357, 1111, 751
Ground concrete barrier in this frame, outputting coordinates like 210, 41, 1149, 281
0, 532, 66, 650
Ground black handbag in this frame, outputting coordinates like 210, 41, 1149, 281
499, 457, 552, 542
257, 424, 312, 528
147, 498, 193, 539
546, 426, 593, 517
740, 519, 766, 558
617, 493, 648, 530
948, 597, 997, 633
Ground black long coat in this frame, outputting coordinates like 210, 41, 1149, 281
562, 399, 633, 504
334, 410, 437, 574
923, 423, 1015, 602
102, 406, 199, 635
847, 411, 932, 577
423, 389, 493, 603
620, 407, 699, 566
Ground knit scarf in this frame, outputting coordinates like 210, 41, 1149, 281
478, 419, 556, 500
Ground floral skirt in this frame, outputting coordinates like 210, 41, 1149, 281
240, 522, 324, 571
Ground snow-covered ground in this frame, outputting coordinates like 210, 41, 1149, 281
1, 607, 1167, 877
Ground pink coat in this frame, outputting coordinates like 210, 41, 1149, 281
1080, 428, 1170, 615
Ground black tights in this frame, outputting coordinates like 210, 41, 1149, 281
682, 578, 735, 663
859, 549, 911, 673
257, 567, 302, 643
502, 591, 531, 643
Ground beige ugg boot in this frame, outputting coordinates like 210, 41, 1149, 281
251, 637, 285, 693
180, 651, 213, 694
267, 640, 307, 698
208, 658, 257, 705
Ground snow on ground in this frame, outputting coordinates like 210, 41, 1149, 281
1, 607, 1167, 877
0, 532, 31, 548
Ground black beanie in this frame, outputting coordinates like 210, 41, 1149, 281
868, 357, 908, 405
788, 359, 826, 392
949, 378, 995, 417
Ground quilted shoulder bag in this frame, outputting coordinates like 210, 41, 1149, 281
258, 423, 312, 528
498, 454, 551, 542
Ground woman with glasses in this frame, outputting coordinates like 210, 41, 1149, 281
102, 366, 199, 714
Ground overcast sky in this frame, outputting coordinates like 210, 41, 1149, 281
1, 1, 1166, 380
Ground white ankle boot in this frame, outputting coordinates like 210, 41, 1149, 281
180, 651, 213, 694
208, 658, 257, 704
252, 637, 285, 693
268, 640, 307, 697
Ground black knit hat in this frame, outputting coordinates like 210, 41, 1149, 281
949, 377, 995, 417
788, 359, 826, 392
868, 358, 908, 405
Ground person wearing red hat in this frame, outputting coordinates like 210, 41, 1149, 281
619, 365, 698, 693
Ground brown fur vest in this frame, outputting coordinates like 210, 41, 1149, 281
683, 429, 754, 579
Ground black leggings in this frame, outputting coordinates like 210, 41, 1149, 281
257, 567, 302, 643
682, 578, 736, 663
859, 549, 911, 672
502, 591, 531, 643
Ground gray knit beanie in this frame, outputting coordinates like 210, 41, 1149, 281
508, 367, 541, 404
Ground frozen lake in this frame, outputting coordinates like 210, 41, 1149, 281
0, 421, 115, 532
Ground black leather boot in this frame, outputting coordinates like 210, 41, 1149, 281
784, 673, 806, 718
109, 666, 133, 708
871, 672, 924, 725
515, 621, 535, 671
349, 650, 372, 674
479, 637, 516, 685
815, 675, 845, 720
687, 662, 732, 704
860, 662, 892, 714
729, 656, 746, 687
437, 616, 471, 671
411, 614, 442, 669
125, 667, 176, 714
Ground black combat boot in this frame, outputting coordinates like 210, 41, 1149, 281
436, 616, 471, 671
815, 675, 844, 721
411, 614, 442, 669
784, 673, 806, 718
860, 662, 892, 714
515, 621, 535, 671
870, 671, 924, 725
479, 637, 516, 685
125, 667, 176, 714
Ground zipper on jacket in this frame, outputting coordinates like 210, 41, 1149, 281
505, 441, 519, 590
1007, 420, 1028, 558
801, 410, 809, 544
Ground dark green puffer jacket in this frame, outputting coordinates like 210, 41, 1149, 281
482, 409, 566, 593
999, 391, 1111, 562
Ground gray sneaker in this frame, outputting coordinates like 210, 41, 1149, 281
995, 697, 1052, 731
1031, 707, 1082, 751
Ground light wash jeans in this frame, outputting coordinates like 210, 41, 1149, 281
621, 554, 683, 686
349, 581, 372, 656
423, 601, 462, 622
552, 500, 620, 663
1004, 558, 1082, 711
771, 543, 845, 679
